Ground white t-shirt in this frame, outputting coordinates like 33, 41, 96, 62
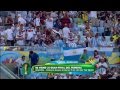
98, 62, 108, 68
16, 30, 25, 45
97, 62, 108, 75
5, 29, 14, 40
26, 29, 36, 40
34, 18, 40, 27
89, 11, 97, 18
15, 58, 26, 67
62, 27, 70, 38
45, 18, 54, 29
18, 17, 26, 25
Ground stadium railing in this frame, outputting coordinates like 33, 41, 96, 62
0, 63, 20, 79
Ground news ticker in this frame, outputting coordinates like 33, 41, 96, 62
32, 64, 96, 73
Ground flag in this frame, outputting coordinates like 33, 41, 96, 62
63, 47, 85, 60
63, 47, 113, 61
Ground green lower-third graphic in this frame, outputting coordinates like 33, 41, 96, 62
22, 63, 31, 75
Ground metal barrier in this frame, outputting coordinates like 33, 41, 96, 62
0, 63, 20, 79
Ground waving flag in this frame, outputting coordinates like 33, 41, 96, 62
63, 47, 113, 61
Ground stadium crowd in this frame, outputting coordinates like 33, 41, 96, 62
0, 11, 120, 48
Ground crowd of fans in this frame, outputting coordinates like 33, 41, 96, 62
0, 11, 120, 48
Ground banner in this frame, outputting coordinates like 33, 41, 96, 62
0, 48, 119, 65
63, 47, 113, 61
32, 64, 95, 74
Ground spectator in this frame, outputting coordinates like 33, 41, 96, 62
84, 21, 93, 36
17, 14, 26, 26
99, 36, 109, 47
12, 22, 19, 43
112, 32, 119, 43
4, 25, 14, 46
82, 11, 88, 22
66, 32, 77, 48
116, 37, 120, 48
15, 24, 26, 46
77, 14, 84, 31
108, 37, 115, 47
54, 19, 62, 29
104, 19, 111, 36
26, 23, 36, 45
29, 51, 39, 66
91, 33, 100, 47
5, 15, 14, 26
96, 58, 109, 76
80, 49, 89, 63
54, 34, 64, 48
34, 12, 40, 27
40, 12, 46, 29
60, 13, 71, 28
45, 15, 54, 29
93, 50, 100, 62
62, 24, 70, 40
43, 36, 53, 47
14, 55, 26, 76
84, 33, 92, 47
76, 35, 86, 47
100, 52, 108, 60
